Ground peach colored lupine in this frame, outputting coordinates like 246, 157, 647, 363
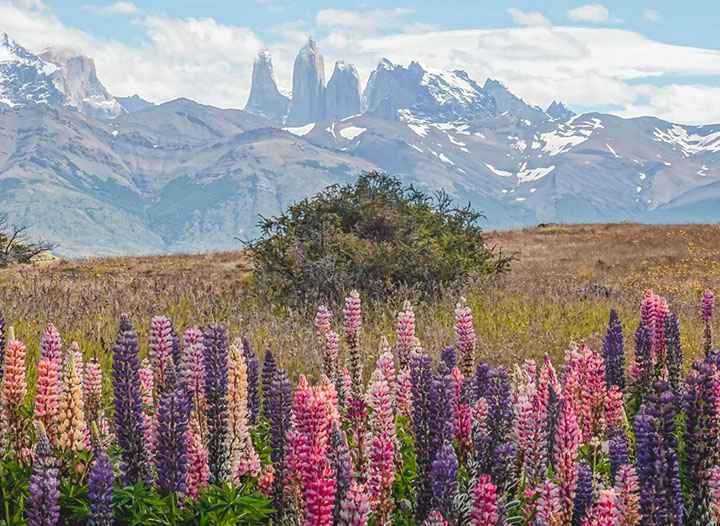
1, 339, 28, 452
227, 344, 260, 479
258, 464, 275, 499
57, 358, 88, 452
34, 359, 60, 444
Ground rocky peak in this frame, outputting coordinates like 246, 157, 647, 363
244, 49, 290, 123
324, 60, 362, 120
285, 39, 326, 126
482, 78, 548, 122
546, 100, 576, 121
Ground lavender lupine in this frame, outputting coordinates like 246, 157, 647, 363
634, 382, 683, 526
155, 363, 191, 495
545, 384, 561, 471
573, 462, 594, 526
664, 313, 683, 397
26, 423, 60, 526
702, 290, 714, 354
242, 338, 260, 424
329, 424, 354, 524
268, 368, 293, 513
112, 315, 151, 486
429, 442, 459, 523
203, 323, 230, 484
484, 366, 514, 484
88, 438, 114, 526
602, 309, 625, 391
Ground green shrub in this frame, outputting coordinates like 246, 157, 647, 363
245, 171, 512, 303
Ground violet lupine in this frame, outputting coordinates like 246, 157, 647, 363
702, 290, 714, 354
88, 439, 114, 526
34, 359, 60, 444
57, 357, 88, 452
367, 375, 396, 523
171, 328, 181, 366
227, 344, 260, 480
608, 426, 630, 485
112, 315, 151, 486
485, 366, 514, 484
26, 423, 60, 526
242, 338, 260, 424
630, 322, 653, 394
573, 462, 594, 526
428, 361, 454, 464
329, 425, 354, 524
262, 349, 277, 401
411, 349, 434, 522
441, 346, 456, 371
339, 482, 370, 526
634, 383, 683, 526
545, 385, 561, 472
155, 363, 191, 495
664, 313, 683, 397
344, 290, 363, 396
535, 479, 563, 526
602, 309, 625, 391
614, 465, 641, 526
203, 323, 230, 484
84, 358, 103, 424
455, 296, 476, 376
149, 315, 173, 401
429, 442, 458, 523
471, 475, 498, 526
555, 398, 580, 526
396, 300, 415, 370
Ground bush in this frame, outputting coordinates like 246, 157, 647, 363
246, 171, 512, 303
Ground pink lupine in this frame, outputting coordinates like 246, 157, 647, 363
535, 479, 562, 526
555, 398, 580, 525
470, 475, 498, 526
339, 482, 370, 526
83, 359, 103, 418
395, 370, 413, 421
34, 359, 60, 443
473, 397, 489, 429
583, 347, 607, 441
185, 423, 210, 500
452, 367, 473, 459
149, 315, 173, 399
344, 290, 363, 395
708, 465, 720, 524
315, 305, 332, 339
454, 297, 476, 376
583, 489, 620, 526
367, 377, 396, 521
67, 341, 84, 381
396, 300, 415, 370
319, 375, 340, 423
180, 327, 206, 438
702, 290, 715, 352
39, 323, 62, 369
525, 388, 550, 485
423, 511, 448, 526
2, 339, 27, 450
606, 385, 624, 430
512, 365, 537, 471
614, 465, 641, 526
139, 358, 153, 408
640, 290, 669, 362
258, 464, 275, 499
376, 340, 396, 392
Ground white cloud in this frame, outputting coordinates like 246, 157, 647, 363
567, 4, 612, 23
85, 2, 140, 16
644, 9, 662, 22
507, 8, 552, 28
316, 8, 414, 30
616, 84, 720, 124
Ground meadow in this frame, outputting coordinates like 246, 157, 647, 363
0, 222, 719, 525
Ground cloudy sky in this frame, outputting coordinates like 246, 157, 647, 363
2, 0, 720, 124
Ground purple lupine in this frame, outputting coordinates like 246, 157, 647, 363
242, 338, 260, 424
112, 314, 151, 486
632, 321, 653, 394
26, 424, 60, 526
171, 328, 181, 366
411, 349, 433, 522
155, 363, 191, 495
428, 361, 455, 463
682, 360, 717, 517
329, 424, 354, 524
602, 309, 625, 391
429, 442, 458, 522
545, 384, 561, 471
485, 366, 513, 481
572, 461, 594, 526
702, 290, 714, 354
261, 349, 277, 417
608, 426, 629, 485
634, 382, 683, 526
473, 361, 491, 404
664, 313, 683, 397
490, 442, 516, 489
441, 346, 456, 371
88, 441, 115, 526
203, 323, 230, 484
267, 368, 292, 513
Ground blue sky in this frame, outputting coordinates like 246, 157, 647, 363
2, 0, 720, 123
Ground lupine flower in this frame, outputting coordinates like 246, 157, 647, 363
513, 365, 536, 473
367, 376, 396, 522
524, 387, 549, 486
396, 300, 415, 370
614, 465, 641, 526
428, 362, 454, 463
555, 398, 580, 526
455, 297, 476, 376
67, 341, 84, 381
423, 511, 448, 526
185, 422, 210, 500
602, 309, 625, 391
470, 475, 498, 526
573, 461, 594, 526
0, 310, 5, 381
608, 426, 629, 485
84, 358, 103, 424
180, 327, 206, 435
329, 424, 354, 524
582, 489, 619, 526
139, 358, 153, 408
411, 349, 433, 521
203, 323, 230, 484
316, 306, 337, 383
702, 290, 715, 354
171, 328, 181, 366
375, 341, 396, 398
605, 385, 624, 430
441, 346, 456, 371
2, 338, 27, 447
535, 479, 563, 526
664, 313, 683, 396
26, 423, 60, 526
149, 315, 173, 400
641, 290, 670, 363
227, 345, 260, 480
34, 359, 60, 444
344, 290, 363, 396
315, 305, 332, 338
155, 363, 191, 495
57, 357, 88, 452
39, 323, 62, 370
339, 482, 370, 526
708, 465, 720, 524
634, 383, 683, 526
564, 344, 606, 443
395, 369, 413, 421
261, 349, 277, 399
241, 338, 260, 425
429, 442, 458, 523
452, 367, 473, 460
88, 437, 114, 526
112, 315, 151, 486
630, 322, 653, 392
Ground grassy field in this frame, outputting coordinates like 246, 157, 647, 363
1, 223, 718, 392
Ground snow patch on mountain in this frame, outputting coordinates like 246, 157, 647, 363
339, 125, 366, 140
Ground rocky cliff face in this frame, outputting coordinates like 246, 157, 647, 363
546, 100, 576, 121
285, 39, 326, 126
482, 78, 547, 122
324, 61, 362, 120
244, 50, 290, 123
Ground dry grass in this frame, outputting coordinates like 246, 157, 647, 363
1, 223, 719, 392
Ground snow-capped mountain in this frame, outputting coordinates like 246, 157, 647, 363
0, 34, 718, 257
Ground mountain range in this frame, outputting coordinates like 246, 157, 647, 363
0, 31, 718, 257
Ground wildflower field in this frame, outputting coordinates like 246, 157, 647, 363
0, 223, 720, 526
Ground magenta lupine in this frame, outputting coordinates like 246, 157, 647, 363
149, 315, 173, 400
39, 323, 62, 370
34, 359, 60, 444
535, 479, 563, 526
584, 347, 608, 441
555, 398, 580, 526
423, 511, 448, 526
640, 289, 669, 363
339, 482, 370, 526
470, 475, 498, 526
455, 296, 476, 376
396, 300, 415, 370
702, 290, 715, 353
26, 423, 60, 526
452, 367, 473, 460
614, 465, 641, 526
